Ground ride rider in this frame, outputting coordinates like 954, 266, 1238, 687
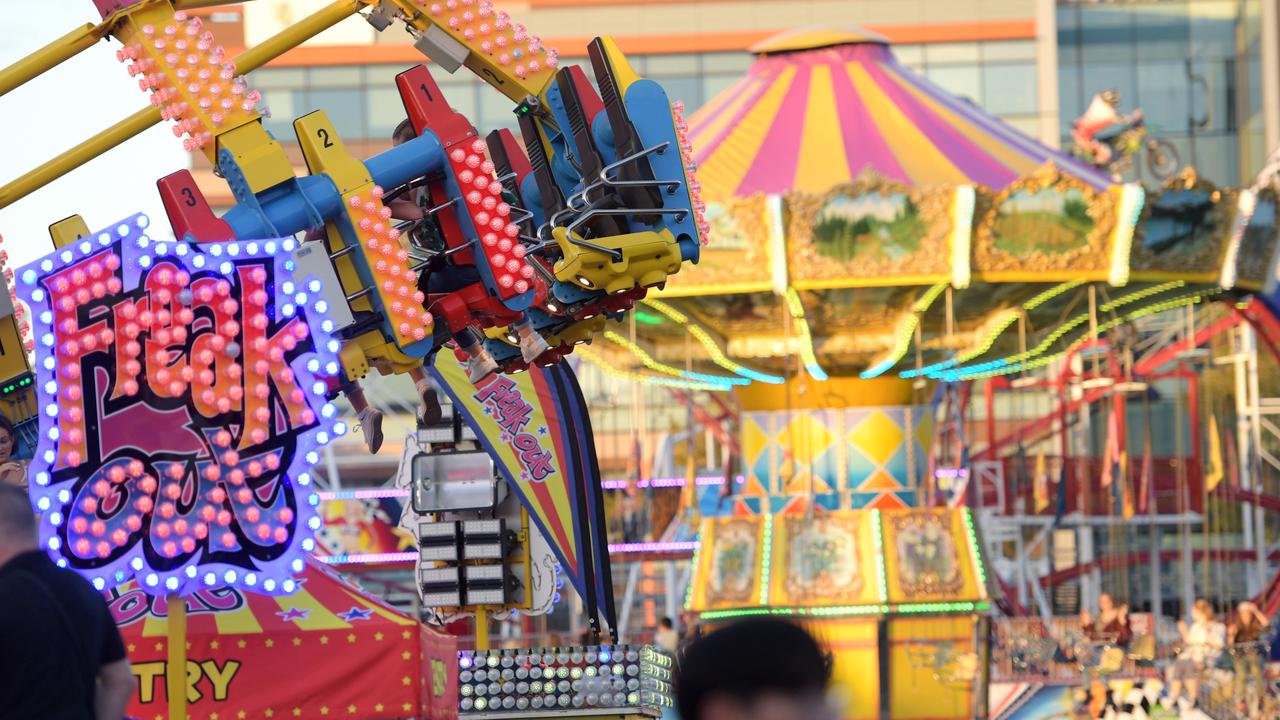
1072, 89, 1143, 166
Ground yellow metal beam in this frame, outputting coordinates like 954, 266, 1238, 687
0, 0, 362, 210
0, 23, 103, 98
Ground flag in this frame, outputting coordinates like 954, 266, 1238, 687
1054, 460, 1068, 524
1136, 434, 1153, 515
1205, 415, 1225, 492
1033, 452, 1050, 513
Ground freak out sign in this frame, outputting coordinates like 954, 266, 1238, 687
19, 213, 342, 596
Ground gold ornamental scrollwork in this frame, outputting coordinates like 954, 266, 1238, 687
663, 193, 773, 291
890, 510, 964, 600
974, 163, 1115, 274
1130, 167, 1236, 276
786, 171, 953, 282
1236, 185, 1278, 287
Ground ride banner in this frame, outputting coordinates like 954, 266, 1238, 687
429, 352, 594, 603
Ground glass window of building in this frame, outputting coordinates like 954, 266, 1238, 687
1057, 0, 1261, 185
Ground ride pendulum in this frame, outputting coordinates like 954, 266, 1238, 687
1, 1, 701, 718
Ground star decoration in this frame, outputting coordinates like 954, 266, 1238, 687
337, 606, 373, 622
237, 640, 247, 649
276, 607, 310, 622
401, 676, 411, 686
320, 708, 329, 716
265, 639, 274, 648
154, 642, 163, 651
292, 710, 301, 718
401, 651, 411, 660
374, 632, 384, 641
264, 712, 273, 719
237, 712, 246, 719
401, 630, 411, 639
520, 470, 530, 481
538, 425, 548, 436
210, 640, 220, 650
347, 705, 356, 714
347, 633, 356, 643
210, 714, 218, 720
402, 703, 411, 712
374, 704, 384, 713
127, 643, 136, 653
292, 637, 302, 647
320, 635, 329, 645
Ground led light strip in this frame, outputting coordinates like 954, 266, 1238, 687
871, 510, 888, 603
320, 542, 699, 566
962, 507, 987, 598
900, 280, 1084, 379
641, 299, 785, 384
697, 601, 990, 621
318, 488, 410, 500
315, 476, 746, 500
950, 289, 1219, 381
600, 475, 745, 490
319, 552, 417, 565
607, 541, 699, 553
576, 345, 734, 392
599, 332, 748, 387
937, 281, 1187, 380
784, 288, 828, 381
684, 530, 703, 610
1108, 184, 1145, 286
950, 186, 975, 289
861, 283, 948, 379
758, 514, 773, 606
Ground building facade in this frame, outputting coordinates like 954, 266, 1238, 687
191, 0, 1280, 207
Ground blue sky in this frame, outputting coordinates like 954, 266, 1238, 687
0, 1, 187, 269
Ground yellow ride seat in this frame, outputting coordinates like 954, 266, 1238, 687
551, 227, 681, 295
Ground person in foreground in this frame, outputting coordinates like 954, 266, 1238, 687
0, 483, 133, 720
676, 617, 836, 720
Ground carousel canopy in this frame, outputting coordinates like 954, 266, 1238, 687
690, 28, 1113, 200
577, 29, 1273, 385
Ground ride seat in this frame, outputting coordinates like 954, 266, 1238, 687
427, 282, 521, 339
551, 227, 682, 295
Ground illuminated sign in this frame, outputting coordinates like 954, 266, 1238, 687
20, 213, 341, 595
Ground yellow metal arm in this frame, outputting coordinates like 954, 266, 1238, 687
0, 23, 104, 98
0, 0, 359, 210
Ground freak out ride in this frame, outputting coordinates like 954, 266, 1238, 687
0, 0, 703, 718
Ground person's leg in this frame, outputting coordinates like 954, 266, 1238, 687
1186, 677, 1199, 705
512, 313, 549, 362
1235, 654, 1248, 705
409, 366, 442, 424
453, 326, 497, 383
341, 377, 383, 454
1166, 663, 1183, 704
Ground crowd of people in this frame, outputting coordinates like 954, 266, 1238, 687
1074, 590, 1273, 713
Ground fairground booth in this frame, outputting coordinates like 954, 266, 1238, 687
687, 509, 992, 720
110, 558, 457, 720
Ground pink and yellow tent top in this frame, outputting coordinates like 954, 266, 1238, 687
689, 27, 1113, 200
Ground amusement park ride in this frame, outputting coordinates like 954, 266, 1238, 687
0, 0, 704, 718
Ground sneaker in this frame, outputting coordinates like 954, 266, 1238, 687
519, 331, 550, 363
417, 380, 443, 425
466, 351, 499, 383
357, 407, 384, 454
